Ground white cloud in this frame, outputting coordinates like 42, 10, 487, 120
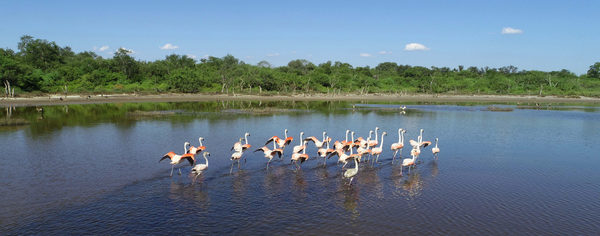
360, 53, 372, 57
201, 54, 210, 59
186, 54, 197, 59
160, 43, 179, 50
404, 43, 429, 51
267, 52, 280, 57
378, 50, 392, 55
93, 45, 110, 52
116, 47, 135, 54
501, 27, 523, 34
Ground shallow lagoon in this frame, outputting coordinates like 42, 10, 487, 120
1, 101, 599, 234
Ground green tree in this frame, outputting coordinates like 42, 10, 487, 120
587, 62, 600, 78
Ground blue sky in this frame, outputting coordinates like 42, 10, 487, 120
0, 0, 598, 74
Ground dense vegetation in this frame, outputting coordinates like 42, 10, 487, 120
2, 35, 600, 97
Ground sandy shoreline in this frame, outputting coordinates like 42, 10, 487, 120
1, 93, 599, 107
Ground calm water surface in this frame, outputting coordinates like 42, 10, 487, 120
1, 101, 599, 234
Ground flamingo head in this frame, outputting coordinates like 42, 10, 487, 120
184, 142, 190, 147
203, 152, 210, 157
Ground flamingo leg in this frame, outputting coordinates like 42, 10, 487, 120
238, 159, 241, 169
178, 167, 182, 175
170, 165, 174, 176
392, 150, 398, 163
230, 162, 234, 174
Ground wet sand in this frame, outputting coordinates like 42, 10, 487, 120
1, 93, 599, 107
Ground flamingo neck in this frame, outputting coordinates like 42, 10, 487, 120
199, 138, 203, 147
379, 135, 384, 148
299, 133, 303, 144
375, 129, 379, 142
398, 130, 401, 142
245, 134, 249, 145
284, 130, 288, 139
345, 131, 349, 142
354, 157, 359, 171
302, 142, 306, 154
184, 143, 188, 153
204, 155, 209, 166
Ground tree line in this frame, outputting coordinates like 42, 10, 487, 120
2, 35, 600, 97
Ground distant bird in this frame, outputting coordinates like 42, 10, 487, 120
432, 138, 440, 157
192, 152, 210, 181
371, 131, 387, 163
254, 146, 283, 169
344, 156, 360, 185
391, 128, 406, 163
187, 137, 206, 154
160, 142, 195, 176
291, 140, 309, 169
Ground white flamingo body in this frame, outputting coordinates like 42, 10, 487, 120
292, 132, 305, 154
192, 152, 210, 180
291, 141, 309, 169
391, 129, 406, 163
432, 138, 440, 157
368, 127, 379, 147
255, 146, 283, 168
344, 156, 359, 185
371, 131, 387, 163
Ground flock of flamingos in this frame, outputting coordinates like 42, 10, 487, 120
160, 127, 440, 184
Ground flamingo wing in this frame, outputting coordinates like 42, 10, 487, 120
159, 152, 175, 162
181, 154, 195, 166
284, 137, 293, 145
304, 136, 317, 143
265, 136, 277, 146
271, 149, 283, 158
327, 151, 339, 159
